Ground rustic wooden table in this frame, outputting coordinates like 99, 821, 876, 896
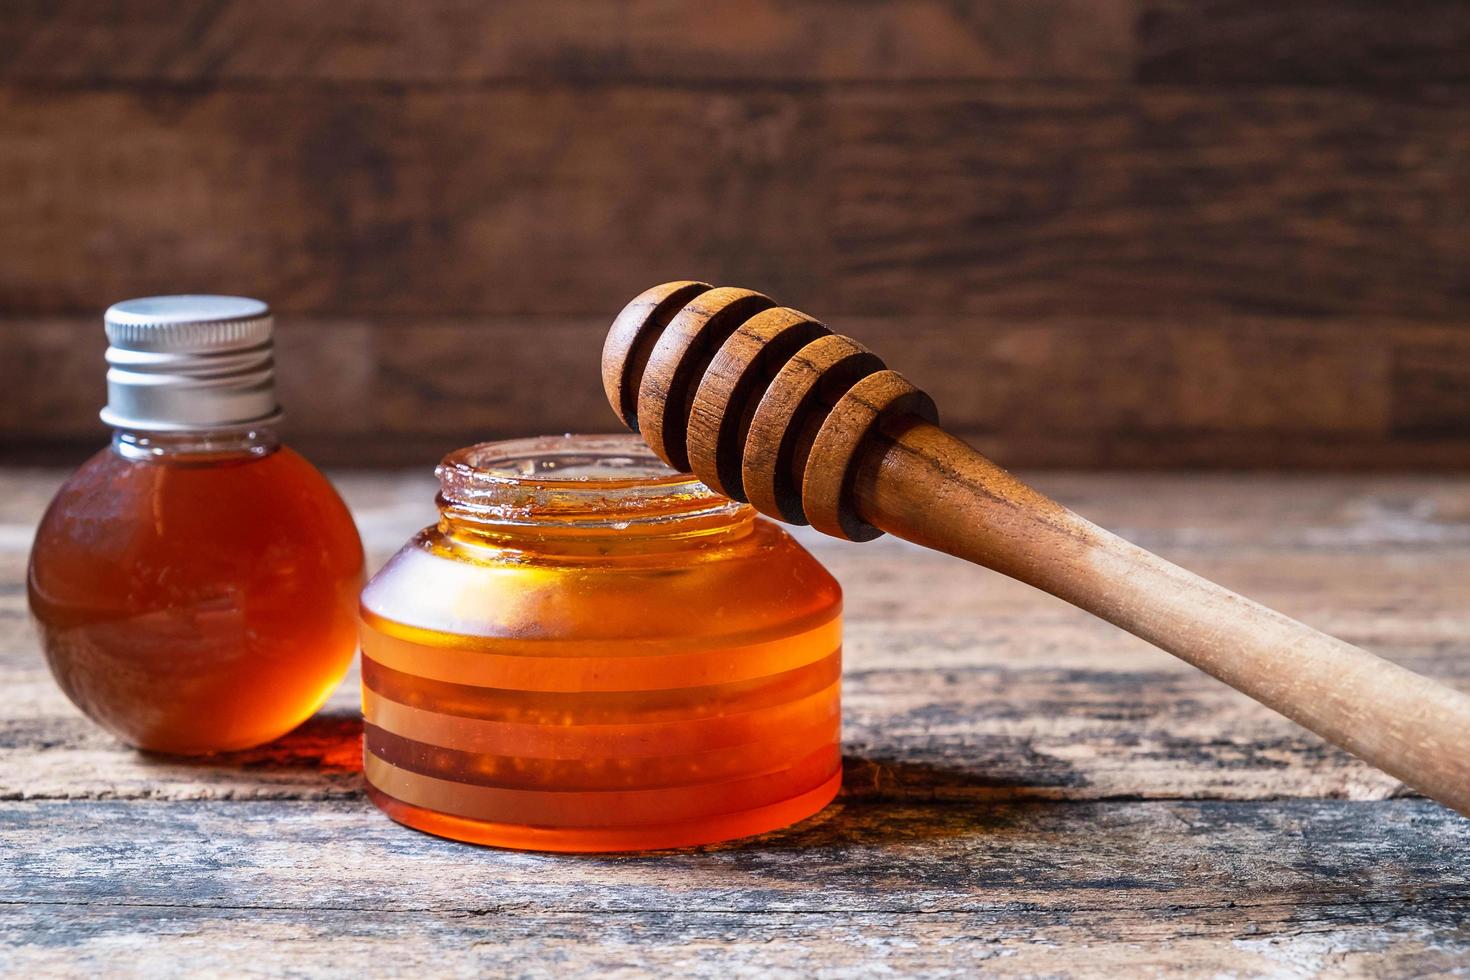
3, 469, 1468, 976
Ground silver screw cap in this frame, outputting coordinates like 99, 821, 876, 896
100, 295, 283, 431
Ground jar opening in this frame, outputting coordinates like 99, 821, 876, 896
436, 434, 750, 531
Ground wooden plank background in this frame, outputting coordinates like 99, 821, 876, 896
1, 1, 1468, 467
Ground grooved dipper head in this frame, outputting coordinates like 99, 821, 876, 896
602, 281, 937, 541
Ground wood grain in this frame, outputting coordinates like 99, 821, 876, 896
2, 86, 1468, 323
6, 315, 1469, 469
865, 424, 1470, 812
6, 797, 1470, 912
2, 799, 1468, 977
4, 896, 1468, 978
3, 469, 1468, 806
0, 0, 1136, 83
825, 86, 1470, 321
0, 86, 829, 315
1138, 0, 1470, 84
3, 469, 1468, 971
2, 4, 1468, 469
7, 2, 1468, 87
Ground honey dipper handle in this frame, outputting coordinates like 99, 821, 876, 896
854, 418, 1470, 815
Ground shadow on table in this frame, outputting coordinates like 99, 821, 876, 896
719, 753, 1088, 850
134, 708, 363, 779
840, 753, 1081, 803
131, 723, 1077, 847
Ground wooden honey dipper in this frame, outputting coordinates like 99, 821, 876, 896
603, 281, 1470, 816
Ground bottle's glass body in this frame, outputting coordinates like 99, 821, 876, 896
28, 427, 365, 754
360, 434, 843, 852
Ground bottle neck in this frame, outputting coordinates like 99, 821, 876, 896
111, 425, 281, 463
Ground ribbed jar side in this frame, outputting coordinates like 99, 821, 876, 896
358, 434, 842, 851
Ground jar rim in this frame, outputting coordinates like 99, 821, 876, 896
436, 433, 750, 529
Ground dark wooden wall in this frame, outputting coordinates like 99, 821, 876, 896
2, 1, 1468, 468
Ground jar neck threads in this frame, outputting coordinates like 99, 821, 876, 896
112, 425, 280, 463
435, 434, 753, 550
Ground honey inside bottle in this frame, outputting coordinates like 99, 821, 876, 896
29, 430, 366, 754
360, 434, 843, 851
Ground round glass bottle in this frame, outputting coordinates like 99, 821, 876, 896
28, 296, 365, 754
360, 434, 843, 852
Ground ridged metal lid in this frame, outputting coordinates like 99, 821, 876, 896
100, 295, 283, 431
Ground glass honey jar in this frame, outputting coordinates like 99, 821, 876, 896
360, 434, 843, 851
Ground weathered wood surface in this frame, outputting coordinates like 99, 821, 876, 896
6, 315, 1470, 469
3, 469, 1469, 974
4, 800, 1469, 977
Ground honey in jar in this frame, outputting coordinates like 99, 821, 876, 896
360, 434, 842, 851
27, 296, 365, 755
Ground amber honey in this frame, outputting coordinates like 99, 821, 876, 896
360, 434, 842, 851
29, 432, 365, 754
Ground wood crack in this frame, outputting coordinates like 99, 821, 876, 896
6, 895, 1468, 917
